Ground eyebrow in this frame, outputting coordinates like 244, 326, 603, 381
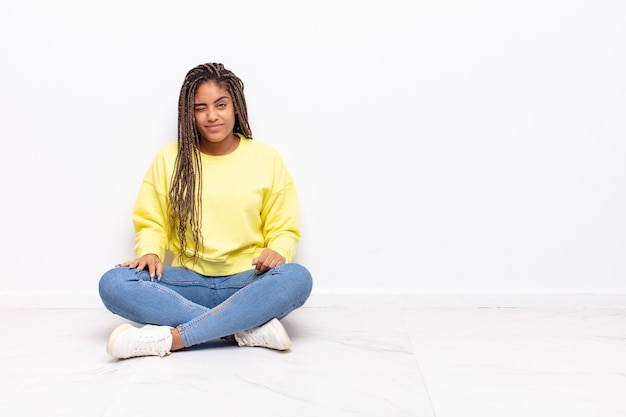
194, 96, 230, 107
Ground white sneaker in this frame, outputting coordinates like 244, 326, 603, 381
234, 318, 292, 351
107, 323, 173, 359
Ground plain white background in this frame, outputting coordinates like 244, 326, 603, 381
0, 0, 624, 299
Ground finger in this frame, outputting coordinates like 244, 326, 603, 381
156, 262, 164, 281
260, 259, 276, 274
124, 259, 137, 268
255, 262, 267, 275
257, 252, 269, 265
253, 256, 266, 274
148, 261, 157, 279
137, 259, 147, 273
269, 256, 285, 268
152, 258, 162, 280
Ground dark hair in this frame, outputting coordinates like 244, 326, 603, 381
169, 63, 252, 264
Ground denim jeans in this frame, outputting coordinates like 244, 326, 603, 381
98, 263, 313, 347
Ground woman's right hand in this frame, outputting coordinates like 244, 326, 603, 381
118, 253, 163, 281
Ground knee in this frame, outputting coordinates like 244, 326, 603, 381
283, 263, 313, 300
98, 267, 130, 307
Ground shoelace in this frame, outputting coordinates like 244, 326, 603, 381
239, 326, 276, 347
132, 334, 171, 357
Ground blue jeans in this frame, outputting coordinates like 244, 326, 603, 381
98, 263, 313, 347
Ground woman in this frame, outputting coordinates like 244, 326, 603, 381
99, 63, 313, 359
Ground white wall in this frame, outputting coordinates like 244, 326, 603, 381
1, 0, 625, 298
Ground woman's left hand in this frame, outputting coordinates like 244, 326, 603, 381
252, 249, 286, 275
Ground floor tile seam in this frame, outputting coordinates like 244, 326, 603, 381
398, 310, 439, 417
416, 370, 626, 376
406, 335, 626, 340
2, 305, 625, 311
97, 371, 137, 416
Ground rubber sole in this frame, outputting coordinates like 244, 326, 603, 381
269, 318, 292, 351
106, 323, 133, 356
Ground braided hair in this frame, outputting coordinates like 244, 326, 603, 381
169, 63, 252, 264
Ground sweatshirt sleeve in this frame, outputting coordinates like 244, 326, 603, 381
261, 153, 301, 262
132, 152, 170, 261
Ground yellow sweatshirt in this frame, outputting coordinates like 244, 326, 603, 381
132, 135, 300, 276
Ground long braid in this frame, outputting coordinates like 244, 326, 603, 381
169, 63, 252, 265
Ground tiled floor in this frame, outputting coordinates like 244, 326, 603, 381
1, 301, 625, 416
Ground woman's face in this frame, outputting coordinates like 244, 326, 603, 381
193, 81, 237, 154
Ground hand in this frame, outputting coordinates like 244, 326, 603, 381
118, 253, 163, 281
252, 249, 286, 275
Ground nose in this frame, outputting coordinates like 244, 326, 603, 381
206, 107, 218, 122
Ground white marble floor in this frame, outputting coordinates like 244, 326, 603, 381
0, 301, 625, 417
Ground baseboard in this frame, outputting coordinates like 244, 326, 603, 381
305, 291, 626, 308
1, 290, 625, 309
